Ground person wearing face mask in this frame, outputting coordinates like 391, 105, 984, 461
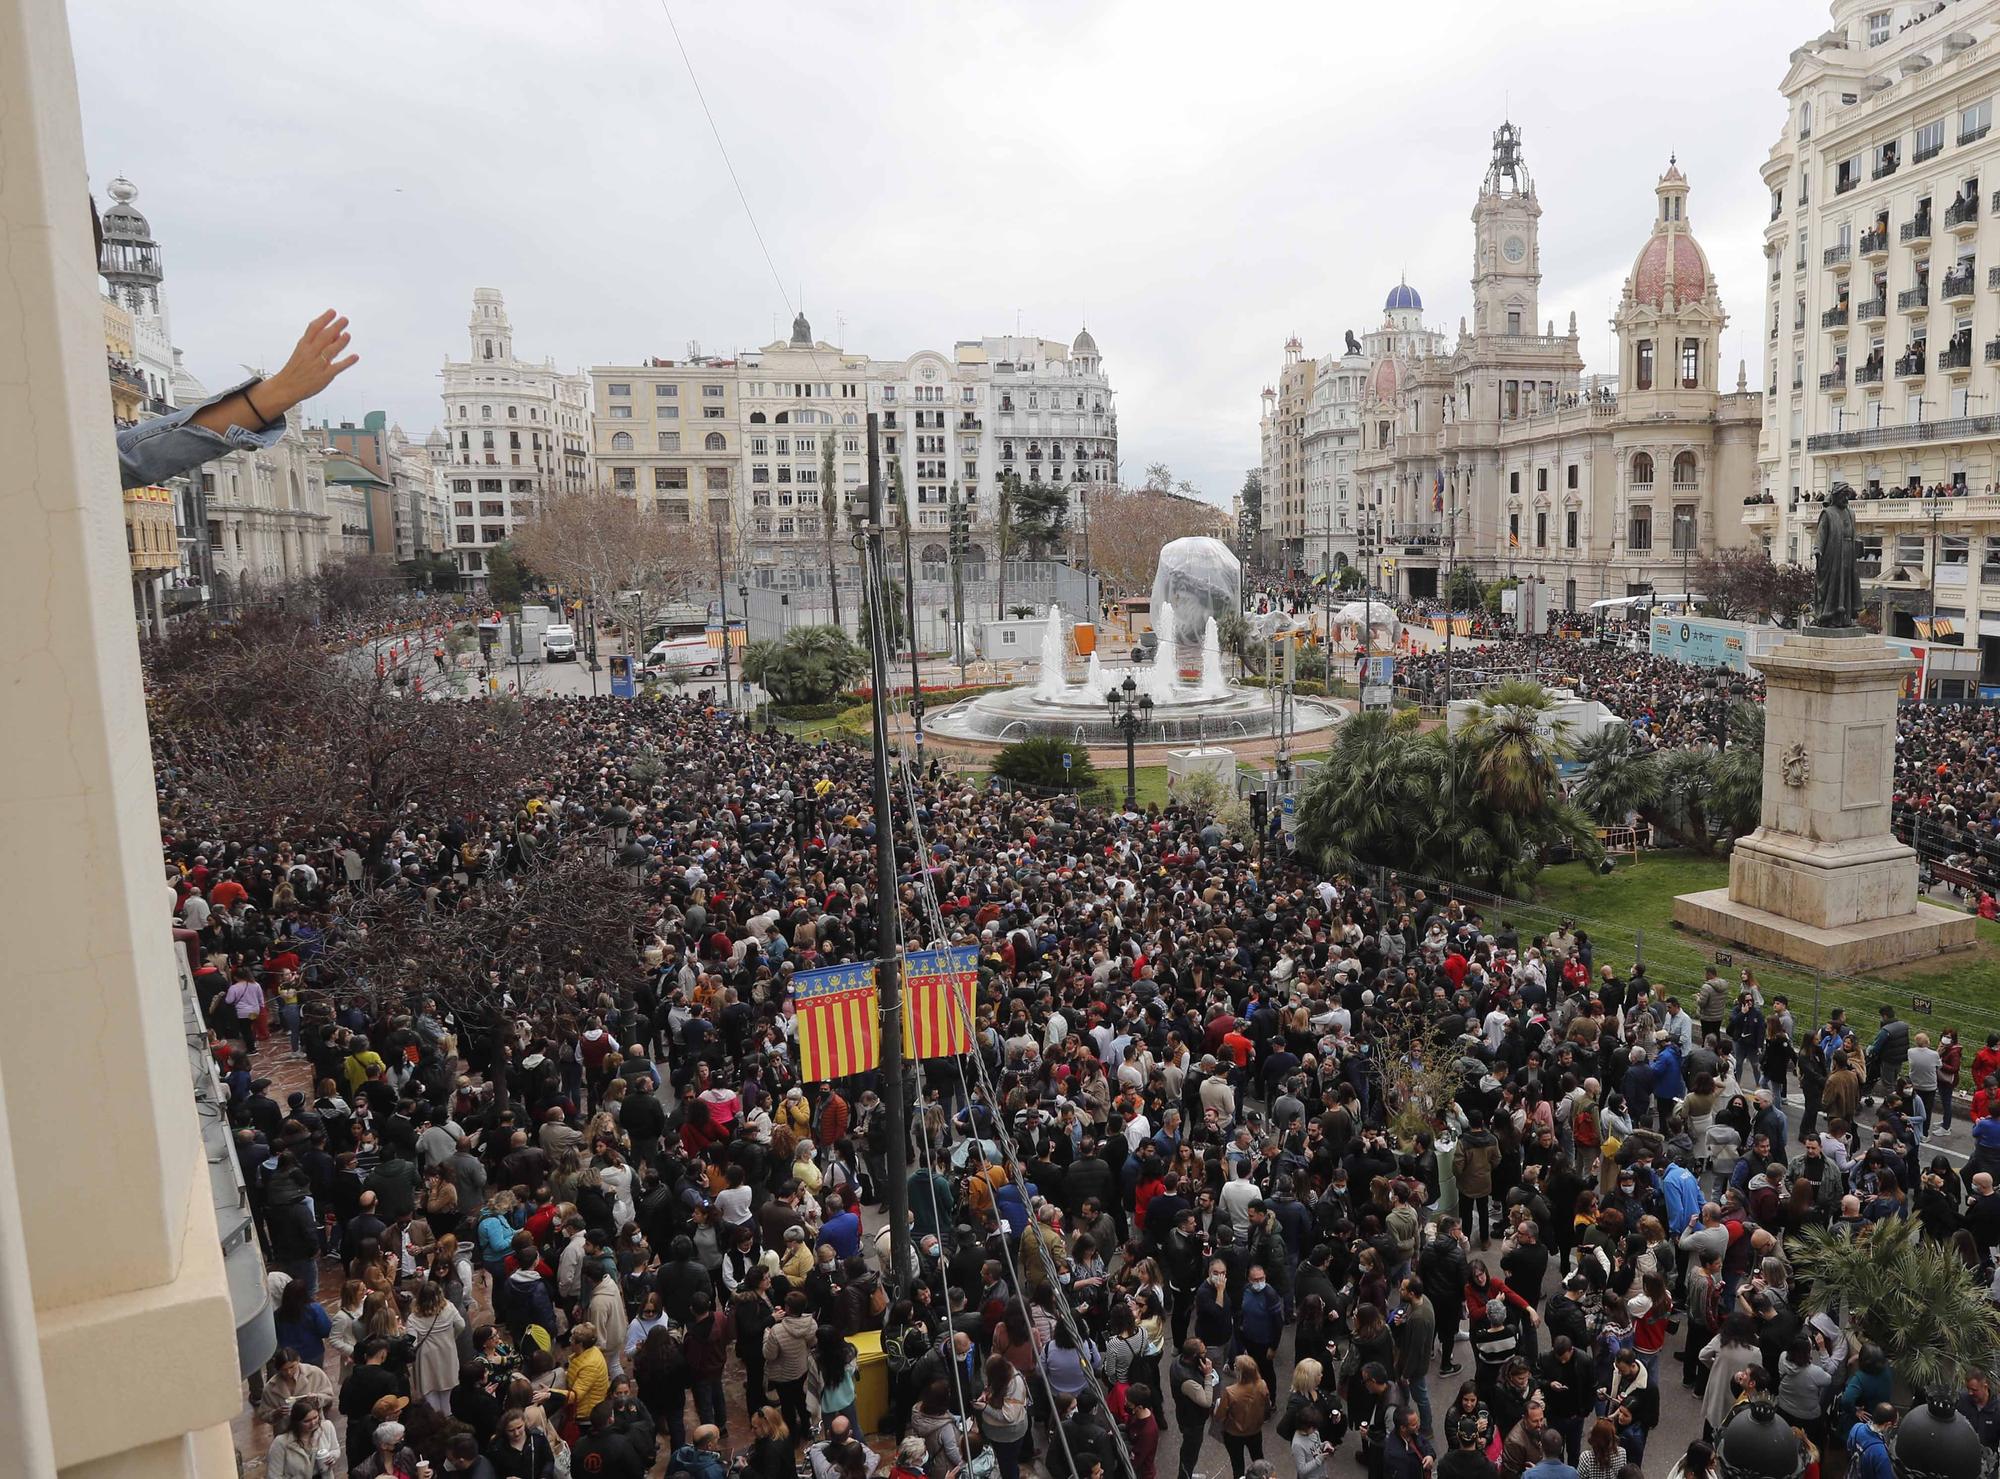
1235, 1262, 1286, 1393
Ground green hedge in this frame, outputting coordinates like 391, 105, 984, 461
771, 701, 851, 721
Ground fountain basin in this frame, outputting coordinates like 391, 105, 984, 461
924, 683, 1345, 747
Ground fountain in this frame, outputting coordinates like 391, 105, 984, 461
1146, 601, 1180, 702
923, 538, 1346, 750
1199, 616, 1228, 700
1032, 604, 1068, 700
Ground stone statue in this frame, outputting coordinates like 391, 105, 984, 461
1345, 329, 1360, 355
1812, 481, 1864, 629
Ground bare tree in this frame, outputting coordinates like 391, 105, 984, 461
1085, 485, 1236, 593
319, 841, 643, 1124
153, 613, 555, 863
511, 488, 709, 663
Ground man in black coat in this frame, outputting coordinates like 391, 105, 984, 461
1419, 1216, 1470, 1376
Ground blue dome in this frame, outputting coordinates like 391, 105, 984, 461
1385, 282, 1423, 311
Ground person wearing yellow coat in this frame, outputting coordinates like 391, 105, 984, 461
563, 1321, 611, 1425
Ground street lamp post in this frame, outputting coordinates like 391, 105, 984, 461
1105, 672, 1153, 812
1701, 672, 1725, 750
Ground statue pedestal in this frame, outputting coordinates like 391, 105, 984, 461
1672, 633, 1976, 974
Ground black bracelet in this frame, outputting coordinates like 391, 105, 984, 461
244, 384, 273, 426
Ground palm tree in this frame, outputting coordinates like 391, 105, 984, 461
821, 437, 842, 630
1572, 724, 1664, 829
740, 624, 865, 706
1711, 702, 1766, 839
1791, 1217, 2000, 1397
1461, 680, 1569, 816
1656, 747, 1720, 854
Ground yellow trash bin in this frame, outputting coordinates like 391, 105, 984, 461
848, 1329, 887, 1436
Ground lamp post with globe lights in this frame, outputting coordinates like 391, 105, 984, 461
1106, 672, 1153, 812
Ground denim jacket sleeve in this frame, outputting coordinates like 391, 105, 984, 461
116, 378, 287, 489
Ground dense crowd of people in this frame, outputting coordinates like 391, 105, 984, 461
156, 619, 2000, 1479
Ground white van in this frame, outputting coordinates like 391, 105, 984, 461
541, 624, 577, 662
642, 635, 718, 680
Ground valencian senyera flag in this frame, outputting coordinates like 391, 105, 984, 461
903, 945, 977, 1061
792, 962, 881, 1082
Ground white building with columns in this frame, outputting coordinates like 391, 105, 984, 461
438, 288, 591, 588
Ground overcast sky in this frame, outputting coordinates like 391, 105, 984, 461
71, 0, 1813, 505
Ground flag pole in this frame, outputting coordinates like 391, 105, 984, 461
860, 410, 914, 1295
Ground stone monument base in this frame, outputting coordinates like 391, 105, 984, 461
1673, 887, 1975, 975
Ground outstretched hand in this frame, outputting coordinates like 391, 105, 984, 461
263, 309, 359, 414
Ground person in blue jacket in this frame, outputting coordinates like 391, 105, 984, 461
1844, 1402, 1897, 1479
1234, 1261, 1287, 1393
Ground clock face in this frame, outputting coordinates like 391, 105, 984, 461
1503, 235, 1526, 264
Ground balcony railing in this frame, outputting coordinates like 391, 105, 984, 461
1943, 265, 1978, 299
1899, 284, 1930, 310
1947, 193, 1981, 230
1857, 298, 1888, 321
1984, 563, 2000, 584
1824, 243, 1853, 268
1836, 173, 1859, 195
1861, 227, 1891, 256
1987, 338, 2000, 362
1896, 347, 1929, 377
1808, 410, 2000, 451
1916, 140, 1945, 164
1820, 366, 1848, 389
1940, 338, 1974, 370
1874, 155, 1901, 180
1962, 123, 1992, 147
1902, 212, 1934, 243
1822, 303, 1850, 327
1855, 362, 1886, 384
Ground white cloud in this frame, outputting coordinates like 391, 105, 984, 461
68, 0, 1810, 502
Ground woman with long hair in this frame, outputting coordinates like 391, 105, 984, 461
633, 1323, 689, 1454
813, 1324, 860, 1436
976, 1353, 1030, 1479
407, 1279, 466, 1412
264, 1397, 341, 1479
742, 1406, 795, 1479
1578, 1418, 1628, 1479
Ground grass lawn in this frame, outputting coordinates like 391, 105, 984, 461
1533, 849, 2000, 1038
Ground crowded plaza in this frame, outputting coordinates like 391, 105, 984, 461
156, 595, 2000, 1479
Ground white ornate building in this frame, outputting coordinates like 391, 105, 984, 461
1282, 125, 1765, 613
1756, 0, 2000, 677
438, 288, 592, 587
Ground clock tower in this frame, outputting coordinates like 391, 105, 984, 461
1472, 121, 1541, 337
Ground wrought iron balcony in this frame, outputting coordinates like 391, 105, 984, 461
1819, 365, 1848, 390
1898, 284, 1930, 310
1901, 211, 1934, 244
1857, 297, 1888, 321
1822, 303, 1850, 327
1824, 243, 1853, 268
1895, 346, 1929, 377
1873, 154, 1901, 180
1836, 173, 1860, 194
1861, 227, 1891, 257
1939, 337, 1974, 371
1944, 264, 1978, 301
1947, 193, 1981, 231
1855, 361, 1886, 384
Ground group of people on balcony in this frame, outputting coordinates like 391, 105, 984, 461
1784, 480, 1982, 510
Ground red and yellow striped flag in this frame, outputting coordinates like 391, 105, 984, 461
903, 946, 977, 1061
791, 963, 881, 1082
